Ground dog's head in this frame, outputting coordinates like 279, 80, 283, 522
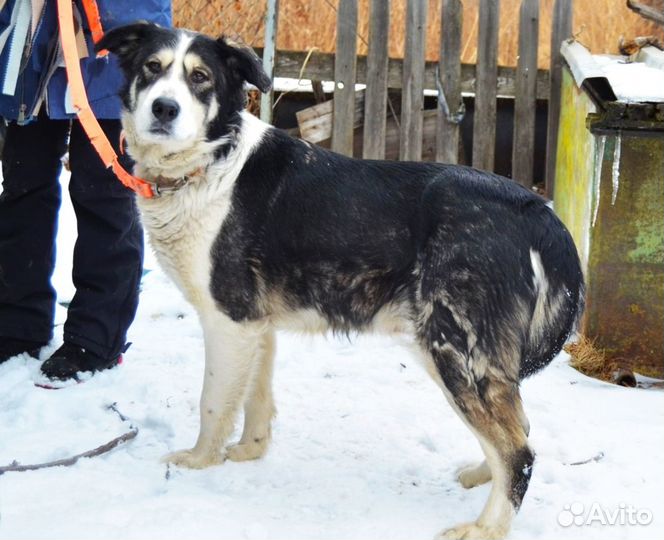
97, 23, 271, 151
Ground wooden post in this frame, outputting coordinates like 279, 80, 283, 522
260, 0, 279, 124
363, 0, 390, 159
512, 0, 539, 187
312, 80, 326, 104
332, 0, 358, 156
472, 0, 500, 172
545, 0, 572, 197
436, 0, 462, 164
400, 0, 427, 161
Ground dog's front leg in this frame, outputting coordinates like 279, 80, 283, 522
227, 330, 276, 461
164, 311, 266, 469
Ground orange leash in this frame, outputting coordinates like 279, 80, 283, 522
80, 0, 103, 44
80, 0, 108, 56
56, 0, 155, 198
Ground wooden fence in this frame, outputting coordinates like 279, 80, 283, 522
262, 0, 574, 194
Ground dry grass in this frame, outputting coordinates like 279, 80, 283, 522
565, 336, 639, 387
172, 0, 268, 45
564, 335, 611, 380
566, 334, 641, 387
173, 0, 664, 68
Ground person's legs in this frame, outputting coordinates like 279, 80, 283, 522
61, 119, 144, 360
0, 117, 70, 361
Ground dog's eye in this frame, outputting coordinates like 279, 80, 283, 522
190, 69, 209, 84
145, 61, 162, 74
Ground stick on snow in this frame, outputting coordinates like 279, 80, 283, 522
565, 451, 605, 466
0, 403, 138, 474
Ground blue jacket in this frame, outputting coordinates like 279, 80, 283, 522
0, 0, 171, 123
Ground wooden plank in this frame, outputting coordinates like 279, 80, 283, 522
260, 0, 279, 124
545, 0, 572, 197
332, 0, 358, 156
436, 0, 463, 163
400, 0, 428, 161
297, 91, 365, 144
363, 0, 390, 159
512, 0, 540, 187
472, 0, 500, 172
385, 109, 438, 160
257, 48, 551, 99
317, 109, 439, 162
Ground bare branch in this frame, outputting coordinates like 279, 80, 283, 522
0, 403, 138, 475
565, 451, 605, 466
627, 0, 664, 25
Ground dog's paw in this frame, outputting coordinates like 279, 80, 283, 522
435, 522, 507, 540
226, 438, 269, 462
162, 448, 224, 469
457, 460, 492, 489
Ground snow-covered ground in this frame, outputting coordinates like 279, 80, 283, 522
1, 172, 663, 540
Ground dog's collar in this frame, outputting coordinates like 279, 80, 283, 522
119, 130, 205, 197
147, 169, 203, 197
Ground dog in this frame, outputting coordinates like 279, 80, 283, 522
97, 23, 584, 540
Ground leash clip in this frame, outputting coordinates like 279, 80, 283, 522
152, 176, 190, 197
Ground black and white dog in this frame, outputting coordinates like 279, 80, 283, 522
98, 23, 584, 540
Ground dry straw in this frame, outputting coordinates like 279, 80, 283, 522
173, 0, 664, 69
565, 333, 640, 387
565, 335, 616, 381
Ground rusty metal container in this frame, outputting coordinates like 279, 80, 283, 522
554, 41, 664, 377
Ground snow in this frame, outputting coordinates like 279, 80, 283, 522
594, 54, 664, 104
273, 77, 365, 95
272, 77, 443, 98
1, 173, 663, 540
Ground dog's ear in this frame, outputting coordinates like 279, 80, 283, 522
96, 22, 162, 67
216, 38, 272, 93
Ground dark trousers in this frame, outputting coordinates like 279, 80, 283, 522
0, 117, 143, 360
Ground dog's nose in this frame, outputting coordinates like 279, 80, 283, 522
152, 98, 180, 122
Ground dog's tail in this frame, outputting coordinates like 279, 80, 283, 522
519, 205, 585, 379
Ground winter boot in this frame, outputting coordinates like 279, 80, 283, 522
40, 342, 122, 381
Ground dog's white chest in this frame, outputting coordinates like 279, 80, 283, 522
138, 185, 232, 310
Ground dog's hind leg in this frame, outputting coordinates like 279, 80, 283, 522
456, 399, 530, 490
227, 330, 276, 462
164, 311, 268, 469
426, 346, 533, 540
417, 299, 533, 539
